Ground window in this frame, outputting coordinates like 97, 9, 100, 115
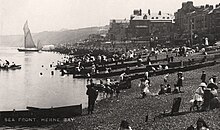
163, 17, 165, 19
156, 17, 158, 19
167, 17, 170, 19
192, 24, 194, 29
151, 17, 154, 19
192, 18, 195, 23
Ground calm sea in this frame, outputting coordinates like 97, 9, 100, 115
0, 47, 90, 111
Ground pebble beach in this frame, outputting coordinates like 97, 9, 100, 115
50, 61, 220, 130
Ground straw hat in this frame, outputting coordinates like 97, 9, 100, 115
177, 72, 183, 75
199, 82, 207, 87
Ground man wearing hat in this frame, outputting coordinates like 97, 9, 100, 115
86, 79, 99, 114
200, 70, 206, 83
176, 72, 184, 92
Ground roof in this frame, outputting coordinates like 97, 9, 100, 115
110, 19, 129, 23
208, 6, 220, 14
131, 13, 175, 23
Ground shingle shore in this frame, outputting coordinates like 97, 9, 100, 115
51, 62, 220, 130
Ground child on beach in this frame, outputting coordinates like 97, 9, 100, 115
139, 78, 151, 98
176, 72, 184, 92
164, 74, 169, 85
165, 84, 171, 93
172, 84, 179, 94
158, 84, 166, 95
201, 70, 206, 83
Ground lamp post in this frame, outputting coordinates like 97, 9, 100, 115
190, 19, 193, 47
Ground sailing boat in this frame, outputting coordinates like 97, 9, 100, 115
18, 21, 39, 52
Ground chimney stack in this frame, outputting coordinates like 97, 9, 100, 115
148, 9, 151, 15
205, 4, 209, 8
158, 11, 161, 15
140, 9, 142, 15
182, 2, 187, 8
187, 1, 193, 7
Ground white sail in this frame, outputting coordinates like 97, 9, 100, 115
23, 21, 36, 48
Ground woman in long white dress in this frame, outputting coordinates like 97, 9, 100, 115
190, 82, 207, 110
139, 79, 152, 98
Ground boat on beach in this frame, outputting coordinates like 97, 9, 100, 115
18, 21, 39, 52
57, 57, 167, 76
55, 52, 157, 70
0, 64, 21, 70
128, 60, 219, 80
68, 53, 220, 79
0, 104, 82, 126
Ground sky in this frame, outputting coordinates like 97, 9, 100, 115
0, 0, 220, 35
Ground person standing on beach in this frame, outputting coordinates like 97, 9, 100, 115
176, 72, 184, 92
139, 79, 146, 98
86, 79, 98, 114
144, 71, 149, 80
201, 71, 206, 83
164, 73, 169, 85
139, 78, 151, 98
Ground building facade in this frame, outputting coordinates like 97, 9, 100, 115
106, 1, 220, 47
107, 19, 129, 41
128, 9, 174, 44
175, 1, 220, 45
208, 4, 220, 42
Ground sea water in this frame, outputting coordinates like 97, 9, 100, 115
0, 47, 90, 111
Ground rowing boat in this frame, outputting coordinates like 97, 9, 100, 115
0, 65, 21, 70
128, 60, 219, 80
69, 62, 179, 78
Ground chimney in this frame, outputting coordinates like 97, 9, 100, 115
140, 9, 142, 15
148, 9, 151, 15
133, 10, 139, 15
182, 2, 187, 8
205, 4, 209, 8
187, 1, 193, 7
158, 11, 161, 15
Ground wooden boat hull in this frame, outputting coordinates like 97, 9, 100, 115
0, 104, 82, 126
18, 48, 39, 52
71, 63, 175, 78
128, 61, 219, 80
72, 60, 218, 79
0, 65, 21, 70
56, 57, 167, 70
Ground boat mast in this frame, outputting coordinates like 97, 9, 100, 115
23, 20, 28, 48
24, 31, 26, 48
